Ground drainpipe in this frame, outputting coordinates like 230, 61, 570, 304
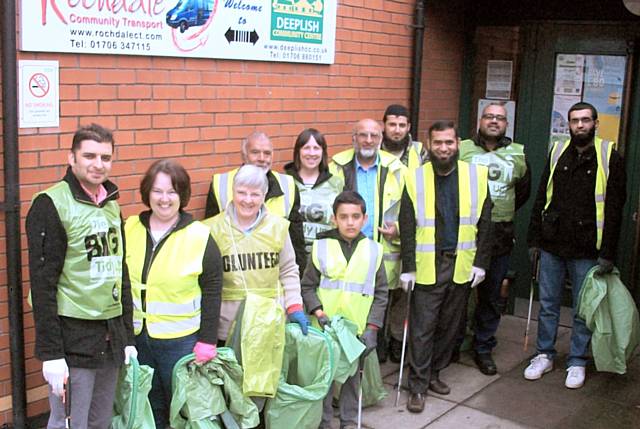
1, 0, 27, 427
410, 0, 426, 139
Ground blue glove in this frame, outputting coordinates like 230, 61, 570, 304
289, 310, 309, 335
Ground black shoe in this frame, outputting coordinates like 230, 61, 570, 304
389, 337, 403, 363
474, 352, 497, 375
428, 378, 451, 395
407, 392, 426, 413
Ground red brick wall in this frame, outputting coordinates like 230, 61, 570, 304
0, 1, 464, 423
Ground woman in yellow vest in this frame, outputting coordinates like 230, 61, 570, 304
125, 160, 223, 428
284, 128, 345, 254
203, 164, 309, 343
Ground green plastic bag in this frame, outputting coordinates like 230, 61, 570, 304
111, 357, 155, 429
239, 293, 286, 397
264, 324, 334, 429
321, 316, 365, 384
360, 352, 387, 406
169, 349, 260, 429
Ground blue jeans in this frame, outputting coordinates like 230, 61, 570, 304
536, 250, 597, 367
136, 329, 198, 428
473, 253, 511, 354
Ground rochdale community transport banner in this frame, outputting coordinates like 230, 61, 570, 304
21, 0, 336, 64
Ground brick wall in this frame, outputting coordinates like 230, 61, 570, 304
0, 1, 464, 423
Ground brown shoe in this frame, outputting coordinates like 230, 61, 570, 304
407, 392, 426, 413
428, 378, 451, 395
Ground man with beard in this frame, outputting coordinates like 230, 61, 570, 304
399, 120, 492, 412
205, 131, 306, 273
329, 119, 406, 358
459, 102, 530, 375
382, 104, 429, 170
525, 102, 626, 389
379, 104, 429, 363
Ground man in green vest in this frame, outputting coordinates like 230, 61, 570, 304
525, 102, 626, 389
204, 131, 306, 273
381, 104, 429, 363
26, 124, 136, 428
399, 120, 493, 413
459, 102, 530, 375
301, 190, 388, 429
329, 118, 406, 363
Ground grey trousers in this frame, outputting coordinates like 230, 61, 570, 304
320, 373, 359, 428
407, 252, 471, 394
47, 365, 119, 429
388, 288, 408, 341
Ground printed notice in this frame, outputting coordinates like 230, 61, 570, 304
19, 60, 59, 128
20, 0, 336, 64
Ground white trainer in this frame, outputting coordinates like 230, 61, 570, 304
524, 354, 553, 380
565, 366, 585, 389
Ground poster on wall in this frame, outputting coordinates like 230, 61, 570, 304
549, 54, 627, 148
19, 60, 59, 128
20, 1, 337, 64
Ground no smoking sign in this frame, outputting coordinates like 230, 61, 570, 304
19, 60, 59, 128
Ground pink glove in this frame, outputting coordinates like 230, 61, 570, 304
193, 341, 217, 363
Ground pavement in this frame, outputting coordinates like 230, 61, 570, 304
330, 314, 640, 429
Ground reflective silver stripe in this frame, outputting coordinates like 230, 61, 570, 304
317, 239, 329, 274
416, 218, 435, 227
457, 240, 476, 251
219, 173, 230, 208
277, 173, 291, 214
365, 240, 379, 289
469, 164, 479, 224
597, 220, 604, 228
393, 169, 402, 186
415, 168, 426, 226
133, 320, 142, 330
132, 298, 142, 311
383, 252, 401, 261
551, 142, 566, 167
595, 195, 605, 203
150, 314, 200, 335
459, 217, 475, 225
146, 297, 201, 315
600, 140, 610, 179
319, 279, 375, 296
416, 243, 436, 252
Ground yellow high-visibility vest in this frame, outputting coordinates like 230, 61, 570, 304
313, 237, 383, 335
126, 216, 209, 339
405, 161, 489, 285
545, 137, 613, 250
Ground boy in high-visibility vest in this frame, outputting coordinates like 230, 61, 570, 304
301, 190, 388, 429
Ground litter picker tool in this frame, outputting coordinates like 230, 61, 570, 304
524, 251, 540, 351
394, 280, 413, 407
357, 355, 365, 429
64, 378, 71, 429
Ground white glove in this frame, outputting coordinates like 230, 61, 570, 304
42, 358, 68, 397
469, 266, 486, 288
124, 346, 138, 364
399, 272, 416, 292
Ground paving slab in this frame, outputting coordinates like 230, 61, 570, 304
427, 405, 534, 429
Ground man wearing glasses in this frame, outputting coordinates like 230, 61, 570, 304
525, 102, 626, 389
459, 102, 531, 376
330, 119, 406, 355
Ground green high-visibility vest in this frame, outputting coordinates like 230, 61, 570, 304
39, 181, 123, 319
459, 139, 527, 222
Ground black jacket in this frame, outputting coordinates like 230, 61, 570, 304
469, 136, 532, 256
399, 165, 494, 279
133, 210, 223, 344
300, 229, 389, 329
527, 142, 626, 260
204, 169, 307, 273
26, 167, 134, 368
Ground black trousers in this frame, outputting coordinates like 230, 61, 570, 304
408, 252, 471, 394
